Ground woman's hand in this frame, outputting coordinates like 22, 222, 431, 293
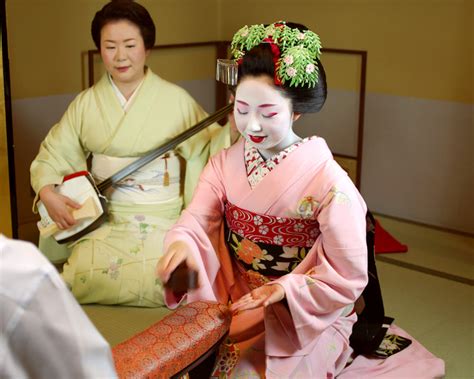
39, 185, 81, 230
230, 283, 285, 314
156, 241, 199, 285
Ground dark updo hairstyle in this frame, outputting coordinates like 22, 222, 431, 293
237, 22, 327, 114
91, 0, 156, 50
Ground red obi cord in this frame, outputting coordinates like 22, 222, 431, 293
63, 171, 90, 183
263, 37, 282, 86
225, 202, 320, 248
236, 37, 283, 87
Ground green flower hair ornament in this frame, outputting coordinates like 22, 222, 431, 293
230, 22, 322, 88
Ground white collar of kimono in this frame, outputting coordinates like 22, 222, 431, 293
108, 73, 145, 112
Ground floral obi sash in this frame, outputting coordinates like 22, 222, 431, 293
224, 202, 320, 289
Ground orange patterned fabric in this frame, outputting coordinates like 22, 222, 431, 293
112, 301, 231, 379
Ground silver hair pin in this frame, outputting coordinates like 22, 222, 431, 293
216, 59, 238, 86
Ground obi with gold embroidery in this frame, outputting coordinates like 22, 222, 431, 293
224, 201, 320, 289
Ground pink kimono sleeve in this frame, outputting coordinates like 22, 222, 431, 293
162, 152, 231, 308
267, 172, 368, 356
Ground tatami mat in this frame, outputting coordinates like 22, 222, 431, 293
83, 304, 170, 347
375, 215, 474, 281
375, 215, 473, 378
377, 261, 473, 378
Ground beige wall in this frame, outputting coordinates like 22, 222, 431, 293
0, 33, 12, 237
7, 0, 220, 99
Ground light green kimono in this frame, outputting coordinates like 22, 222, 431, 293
30, 68, 230, 306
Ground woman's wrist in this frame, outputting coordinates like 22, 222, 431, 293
39, 185, 56, 200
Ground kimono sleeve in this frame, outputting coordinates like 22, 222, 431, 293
174, 92, 231, 207
30, 94, 89, 209
163, 152, 230, 308
268, 166, 368, 354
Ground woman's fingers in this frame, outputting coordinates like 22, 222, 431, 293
54, 212, 75, 229
156, 244, 191, 283
263, 283, 285, 306
235, 297, 266, 313
165, 252, 187, 280
62, 211, 77, 227
43, 193, 80, 229
231, 300, 257, 314
230, 284, 285, 314
156, 251, 178, 282
263, 289, 283, 307
64, 197, 81, 210
231, 292, 264, 313
155, 255, 168, 280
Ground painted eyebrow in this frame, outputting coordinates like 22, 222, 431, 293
236, 101, 276, 108
104, 38, 137, 43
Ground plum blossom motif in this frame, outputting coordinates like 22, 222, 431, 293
283, 55, 294, 65
306, 63, 315, 73
310, 228, 320, 238
294, 223, 304, 232
273, 235, 284, 245
259, 225, 269, 235
134, 214, 146, 222
253, 215, 263, 226
286, 67, 297, 77
305, 238, 315, 247
102, 257, 122, 280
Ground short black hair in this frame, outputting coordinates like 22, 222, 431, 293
91, 0, 156, 50
236, 22, 327, 114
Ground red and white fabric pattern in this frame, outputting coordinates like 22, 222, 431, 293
245, 137, 315, 189
225, 201, 320, 248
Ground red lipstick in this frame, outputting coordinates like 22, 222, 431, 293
249, 135, 265, 143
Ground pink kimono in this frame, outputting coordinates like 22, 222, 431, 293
164, 137, 445, 378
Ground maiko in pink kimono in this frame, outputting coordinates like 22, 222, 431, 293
157, 22, 445, 378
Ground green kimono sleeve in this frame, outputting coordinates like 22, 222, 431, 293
30, 94, 89, 262
30, 94, 90, 204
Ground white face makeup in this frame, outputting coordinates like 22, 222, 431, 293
100, 20, 149, 90
234, 75, 300, 158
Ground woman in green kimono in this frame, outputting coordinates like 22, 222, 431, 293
30, 0, 231, 307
